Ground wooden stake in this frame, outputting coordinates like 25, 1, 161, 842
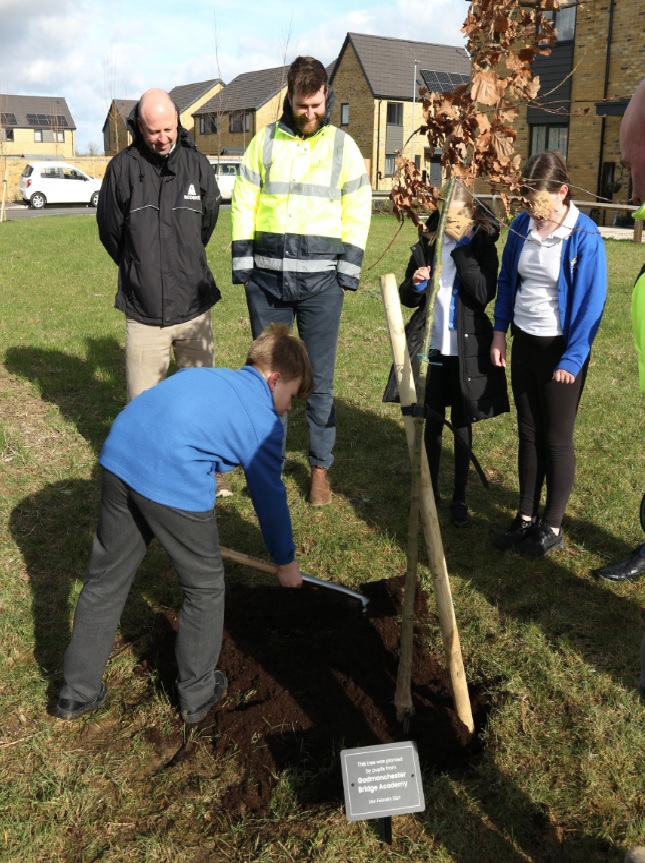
381, 271, 474, 735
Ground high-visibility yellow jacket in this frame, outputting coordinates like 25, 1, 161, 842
632, 263, 645, 394
231, 104, 371, 301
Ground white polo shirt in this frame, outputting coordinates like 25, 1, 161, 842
514, 202, 579, 336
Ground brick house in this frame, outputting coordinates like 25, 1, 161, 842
192, 66, 290, 156
329, 32, 470, 190
102, 79, 223, 155
0, 95, 76, 159
514, 0, 643, 220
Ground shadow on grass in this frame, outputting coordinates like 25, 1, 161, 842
4, 339, 125, 456
5, 345, 641, 861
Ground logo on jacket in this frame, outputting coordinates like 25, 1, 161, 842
184, 184, 200, 201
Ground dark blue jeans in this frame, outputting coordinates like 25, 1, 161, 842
60, 470, 225, 714
245, 280, 345, 469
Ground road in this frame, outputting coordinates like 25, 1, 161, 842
2, 202, 231, 221
3, 202, 98, 220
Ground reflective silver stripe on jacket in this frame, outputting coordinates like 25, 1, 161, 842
232, 255, 255, 270
254, 256, 337, 273
263, 182, 342, 200
337, 260, 361, 277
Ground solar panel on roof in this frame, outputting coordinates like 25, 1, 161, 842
26, 113, 69, 128
420, 69, 470, 93
0, 112, 17, 126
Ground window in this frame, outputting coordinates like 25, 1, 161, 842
34, 129, 43, 143
200, 114, 218, 135
229, 111, 251, 134
3, 129, 14, 142
541, 4, 576, 42
55, 131, 65, 143
386, 102, 403, 126
341, 103, 349, 126
530, 124, 569, 158
385, 153, 396, 177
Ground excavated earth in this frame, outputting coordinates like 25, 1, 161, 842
136, 574, 491, 819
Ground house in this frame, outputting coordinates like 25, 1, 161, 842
169, 79, 224, 138
0, 94, 76, 159
514, 0, 644, 220
193, 66, 289, 157
102, 79, 223, 156
329, 33, 471, 190
101, 99, 137, 156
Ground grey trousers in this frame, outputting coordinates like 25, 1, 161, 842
60, 470, 225, 713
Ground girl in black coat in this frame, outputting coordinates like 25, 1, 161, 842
384, 190, 509, 526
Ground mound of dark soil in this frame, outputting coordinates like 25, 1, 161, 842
137, 575, 490, 818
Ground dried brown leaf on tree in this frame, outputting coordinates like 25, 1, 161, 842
471, 69, 506, 106
389, 0, 583, 221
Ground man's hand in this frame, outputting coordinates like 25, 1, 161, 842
490, 331, 507, 368
276, 560, 303, 588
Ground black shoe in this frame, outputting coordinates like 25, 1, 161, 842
516, 522, 563, 558
597, 545, 645, 582
450, 501, 469, 528
53, 682, 107, 720
181, 671, 228, 724
495, 514, 535, 550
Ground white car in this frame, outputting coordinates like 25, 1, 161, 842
209, 159, 241, 202
18, 162, 102, 209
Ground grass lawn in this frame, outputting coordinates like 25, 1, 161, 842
0, 211, 644, 862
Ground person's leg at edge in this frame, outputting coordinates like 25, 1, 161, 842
125, 317, 173, 402
59, 470, 152, 705
132, 490, 226, 715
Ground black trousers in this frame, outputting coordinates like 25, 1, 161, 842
511, 327, 589, 530
424, 354, 472, 503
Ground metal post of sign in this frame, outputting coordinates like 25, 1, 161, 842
378, 817, 393, 844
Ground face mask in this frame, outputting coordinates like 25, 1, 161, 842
632, 202, 645, 221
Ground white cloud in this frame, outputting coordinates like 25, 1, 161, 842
0, 0, 469, 153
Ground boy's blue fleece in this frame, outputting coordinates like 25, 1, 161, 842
495, 210, 607, 377
99, 365, 295, 565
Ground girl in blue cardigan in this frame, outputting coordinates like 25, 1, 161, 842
491, 151, 607, 557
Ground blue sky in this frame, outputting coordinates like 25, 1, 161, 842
0, 0, 469, 152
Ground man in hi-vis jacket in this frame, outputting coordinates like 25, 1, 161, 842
231, 56, 371, 506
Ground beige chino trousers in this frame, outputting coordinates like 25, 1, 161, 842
125, 310, 214, 402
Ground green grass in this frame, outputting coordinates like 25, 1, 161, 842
1, 212, 644, 861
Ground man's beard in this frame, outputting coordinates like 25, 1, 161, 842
294, 114, 322, 136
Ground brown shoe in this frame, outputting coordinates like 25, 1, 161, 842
309, 466, 332, 506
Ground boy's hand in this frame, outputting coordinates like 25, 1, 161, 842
276, 560, 303, 588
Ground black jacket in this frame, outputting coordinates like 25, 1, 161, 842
97, 103, 221, 326
383, 210, 509, 423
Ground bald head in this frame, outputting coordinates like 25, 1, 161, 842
620, 78, 645, 206
137, 89, 178, 156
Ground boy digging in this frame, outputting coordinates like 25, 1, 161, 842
54, 323, 312, 724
